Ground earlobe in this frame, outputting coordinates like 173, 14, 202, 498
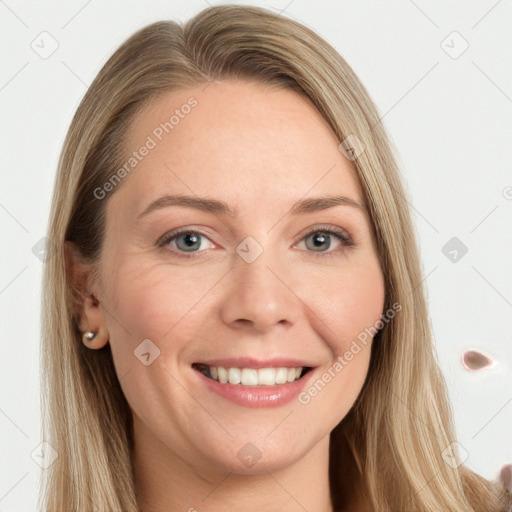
80, 295, 110, 349
64, 241, 110, 350
81, 324, 110, 349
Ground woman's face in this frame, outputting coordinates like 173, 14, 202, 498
90, 80, 385, 475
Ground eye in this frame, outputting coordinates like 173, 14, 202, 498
295, 225, 354, 256
157, 225, 355, 259
157, 229, 215, 257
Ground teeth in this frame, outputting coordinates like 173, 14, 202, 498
197, 365, 305, 386
217, 366, 228, 384
228, 367, 241, 384
275, 367, 287, 384
241, 368, 258, 386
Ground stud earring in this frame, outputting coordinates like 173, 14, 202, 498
83, 331, 97, 342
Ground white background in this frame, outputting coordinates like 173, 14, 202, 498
0, 0, 511, 509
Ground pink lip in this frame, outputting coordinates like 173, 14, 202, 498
192, 365, 317, 409
192, 357, 314, 369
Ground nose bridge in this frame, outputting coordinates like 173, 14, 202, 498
219, 234, 299, 331
235, 237, 278, 291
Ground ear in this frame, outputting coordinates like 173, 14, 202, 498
64, 241, 110, 350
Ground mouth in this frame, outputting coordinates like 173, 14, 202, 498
192, 363, 314, 386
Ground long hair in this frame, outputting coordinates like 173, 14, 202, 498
40, 5, 511, 511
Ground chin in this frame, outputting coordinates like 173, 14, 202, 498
193, 432, 313, 476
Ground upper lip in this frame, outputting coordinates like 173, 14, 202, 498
192, 357, 316, 369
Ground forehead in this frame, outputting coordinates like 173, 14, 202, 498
112, 80, 363, 217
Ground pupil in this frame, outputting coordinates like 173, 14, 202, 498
311, 232, 330, 251
180, 233, 200, 251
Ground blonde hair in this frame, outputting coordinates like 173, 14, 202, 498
40, 5, 511, 511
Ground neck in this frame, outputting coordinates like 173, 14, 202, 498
329, 426, 370, 512
131, 413, 335, 512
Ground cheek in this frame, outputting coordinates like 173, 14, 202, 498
296, 260, 384, 424
307, 257, 385, 356
101, 259, 206, 423
102, 257, 225, 369
107, 257, 196, 331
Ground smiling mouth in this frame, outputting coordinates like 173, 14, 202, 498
192, 363, 313, 386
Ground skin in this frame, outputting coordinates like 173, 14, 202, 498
69, 79, 385, 512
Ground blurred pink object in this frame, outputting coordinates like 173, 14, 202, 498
499, 463, 512, 492
461, 349, 495, 372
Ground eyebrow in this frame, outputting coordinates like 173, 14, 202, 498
137, 194, 366, 219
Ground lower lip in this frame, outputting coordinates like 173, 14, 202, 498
193, 368, 316, 408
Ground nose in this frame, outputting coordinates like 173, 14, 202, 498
218, 244, 301, 333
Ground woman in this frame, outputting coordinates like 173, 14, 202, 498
39, 4, 511, 511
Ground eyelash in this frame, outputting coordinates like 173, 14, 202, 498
157, 225, 355, 259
